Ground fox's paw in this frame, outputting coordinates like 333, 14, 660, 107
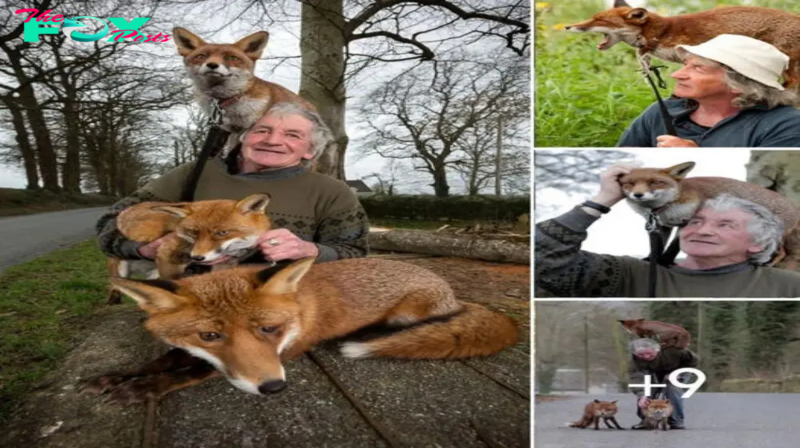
340, 342, 373, 359
81, 373, 132, 395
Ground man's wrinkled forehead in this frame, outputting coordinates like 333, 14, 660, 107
681, 54, 724, 69
692, 206, 752, 223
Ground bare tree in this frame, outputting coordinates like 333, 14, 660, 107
356, 51, 526, 197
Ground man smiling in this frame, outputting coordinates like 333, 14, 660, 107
618, 34, 800, 148
535, 165, 800, 298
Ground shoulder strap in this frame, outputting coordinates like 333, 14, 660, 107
180, 126, 230, 201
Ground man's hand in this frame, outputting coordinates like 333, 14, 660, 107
258, 229, 319, 262
587, 163, 639, 212
137, 233, 173, 260
656, 135, 698, 147
637, 396, 651, 409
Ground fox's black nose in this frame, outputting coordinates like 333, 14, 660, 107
206, 62, 219, 69
633, 193, 644, 198
191, 255, 206, 262
258, 380, 287, 394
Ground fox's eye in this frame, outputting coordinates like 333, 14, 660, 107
215, 230, 231, 237
199, 332, 222, 341
225, 55, 239, 62
193, 54, 207, 61
259, 326, 278, 335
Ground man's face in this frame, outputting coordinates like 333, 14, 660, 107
635, 348, 659, 361
241, 113, 315, 170
671, 56, 733, 100
679, 207, 763, 263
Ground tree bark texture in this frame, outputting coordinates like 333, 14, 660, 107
369, 229, 529, 264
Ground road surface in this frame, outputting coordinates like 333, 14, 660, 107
0, 207, 107, 273
536, 393, 800, 448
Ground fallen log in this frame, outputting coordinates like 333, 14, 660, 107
368, 229, 529, 264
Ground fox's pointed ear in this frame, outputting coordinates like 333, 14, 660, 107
110, 278, 185, 313
664, 162, 695, 180
173, 27, 207, 57
236, 193, 271, 214
625, 8, 648, 24
611, 400, 618, 404
593, 399, 600, 403
614, 0, 630, 7
257, 258, 315, 295
233, 31, 269, 61
151, 204, 190, 218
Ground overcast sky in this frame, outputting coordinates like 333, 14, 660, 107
535, 149, 751, 258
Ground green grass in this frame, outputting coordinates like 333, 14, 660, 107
534, 0, 800, 147
0, 188, 116, 217
0, 240, 109, 423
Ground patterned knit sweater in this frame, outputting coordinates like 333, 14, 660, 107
96, 159, 369, 263
535, 207, 800, 298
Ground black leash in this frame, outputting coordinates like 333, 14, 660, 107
645, 212, 664, 298
643, 64, 678, 137
179, 100, 231, 202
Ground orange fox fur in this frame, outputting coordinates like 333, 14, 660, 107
642, 399, 674, 431
618, 161, 800, 268
619, 319, 691, 349
566, 1, 800, 87
107, 193, 272, 302
569, 399, 624, 430
86, 258, 519, 402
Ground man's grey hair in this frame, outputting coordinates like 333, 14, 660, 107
701, 193, 785, 265
239, 102, 333, 165
629, 338, 660, 355
686, 55, 798, 108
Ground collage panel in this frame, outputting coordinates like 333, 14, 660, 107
535, 0, 800, 149
534, 300, 800, 447
534, 148, 800, 298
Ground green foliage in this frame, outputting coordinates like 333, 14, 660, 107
534, 0, 800, 147
0, 240, 108, 423
744, 301, 800, 373
360, 195, 530, 222
0, 188, 116, 217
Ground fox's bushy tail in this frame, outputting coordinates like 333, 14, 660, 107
340, 302, 518, 359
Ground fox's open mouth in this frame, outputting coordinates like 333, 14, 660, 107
598, 34, 612, 50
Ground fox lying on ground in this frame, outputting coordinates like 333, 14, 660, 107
565, 0, 800, 87
619, 319, 691, 349
568, 399, 624, 430
642, 399, 674, 431
172, 27, 316, 152
85, 258, 519, 402
108, 193, 272, 292
618, 161, 800, 267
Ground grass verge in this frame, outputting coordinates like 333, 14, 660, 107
0, 239, 108, 423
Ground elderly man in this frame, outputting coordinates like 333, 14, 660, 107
618, 34, 800, 147
534, 165, 800, 297
628, 339, 699, 430
97, 102, 369, 267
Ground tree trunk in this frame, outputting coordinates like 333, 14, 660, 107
61, 94, 82, 193
432, 163, 450, 197
299, 0, 347, 180
369, 229, 529, 264
17, 82, 60, 192
5, 98, 40, 189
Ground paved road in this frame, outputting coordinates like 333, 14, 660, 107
0, 207, 107, 273
536, 393, 800, 448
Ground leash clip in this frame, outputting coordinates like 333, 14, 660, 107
209, 99, 224, 126
646, 211, 661, 233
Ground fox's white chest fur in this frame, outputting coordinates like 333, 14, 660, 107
627, 199, 700, 227
195, 90, 269, 133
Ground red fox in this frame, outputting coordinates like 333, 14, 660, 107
565, 0, 800, 86
172, 27, 316, 150
85, 258, 519, 402
619, 319, 691, 349
642, 399, 674, 431
568, 400, 624, 430
110, 193, 272, 283
618, 161, 800, 267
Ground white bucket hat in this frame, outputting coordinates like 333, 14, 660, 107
676, 34, 789, 91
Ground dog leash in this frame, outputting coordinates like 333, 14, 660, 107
180, 99, 231, 201
643, 65, 678, 137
